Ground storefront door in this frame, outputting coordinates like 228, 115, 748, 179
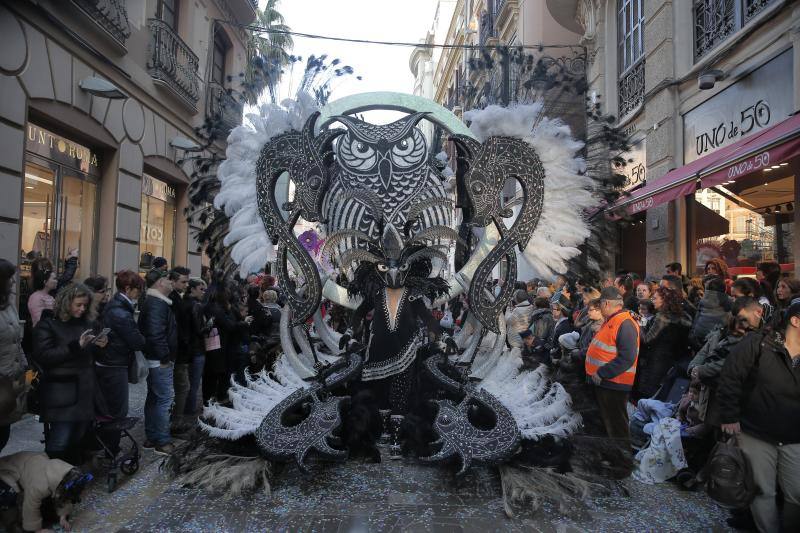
20, 124, 100, 307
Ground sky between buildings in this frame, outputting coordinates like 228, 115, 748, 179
270, 0, 440, 121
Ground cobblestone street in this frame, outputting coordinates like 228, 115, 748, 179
2, 382, 733, 533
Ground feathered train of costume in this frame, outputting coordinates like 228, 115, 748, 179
177, 89, 621, 504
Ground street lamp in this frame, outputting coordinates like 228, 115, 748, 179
79, 77, 127, 99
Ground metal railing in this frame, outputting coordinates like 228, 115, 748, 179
618, 59, 645, 119
479, 9, 496, 47
206, 81, 243, 135
147, 18, 200, 107
694, 0, 777, 61
72, 0, 131, 48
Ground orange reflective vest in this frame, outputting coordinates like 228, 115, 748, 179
585, 310, 640, 386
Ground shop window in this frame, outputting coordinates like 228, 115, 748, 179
20, 124, 100, 301
694, 170, 794, 274
140, 174, 177, 271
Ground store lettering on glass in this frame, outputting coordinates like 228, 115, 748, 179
26, 125, 99, 167
141, 223, 164, 243
695, 100, 771, 157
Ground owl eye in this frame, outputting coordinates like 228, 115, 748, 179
399, 263, 409, 272
377, 263, 389, 272
390, 130, 425, 168
338, 137, 377, 172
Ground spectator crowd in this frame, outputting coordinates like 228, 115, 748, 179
499, 260, 799, 532
0, 252, 797, 532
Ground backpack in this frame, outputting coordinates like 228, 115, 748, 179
700, 332, 768, 508
702, 436, 758, 508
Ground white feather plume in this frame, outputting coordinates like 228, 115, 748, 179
463, 103, 597, 278
214, 93, 321, 275
479, 349, 582, 440
200, 359, 307, 440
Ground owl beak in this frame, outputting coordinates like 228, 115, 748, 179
388, 267, 399, 286
378, 151, 392, 184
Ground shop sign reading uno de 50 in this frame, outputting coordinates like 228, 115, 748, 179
26, 124, 99, 167
683, 50, 792, 164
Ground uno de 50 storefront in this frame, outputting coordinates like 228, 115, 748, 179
613, 50, 800, 277
0, 8, 204, 304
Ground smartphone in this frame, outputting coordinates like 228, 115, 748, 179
93, 327, 111, 343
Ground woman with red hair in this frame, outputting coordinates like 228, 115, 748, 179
94, 270, 146, 456
633, 286, 692, 400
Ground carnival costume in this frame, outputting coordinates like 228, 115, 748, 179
186, 89, 611, 479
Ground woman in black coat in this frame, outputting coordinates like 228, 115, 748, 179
203, 285, 252, 403
32, 283, 106, 464
633, 286, 692, 400
95, 271, 146, 454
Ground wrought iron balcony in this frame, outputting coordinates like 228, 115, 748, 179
694, 0, 777, 61
745, 0, 777, 22
206, 81, 243, 136
147, 19, 200, 110
479, 9, 497, 48
71, 0, 131, 49
618, 59, 644, 119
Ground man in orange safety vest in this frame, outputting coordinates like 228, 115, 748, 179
585, 286, 640, 449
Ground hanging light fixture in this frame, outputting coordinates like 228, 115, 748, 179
79, 77, 127, 99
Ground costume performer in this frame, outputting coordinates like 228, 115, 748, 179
190, 89, 615, 480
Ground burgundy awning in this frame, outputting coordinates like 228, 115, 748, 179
610, 112, 800, 215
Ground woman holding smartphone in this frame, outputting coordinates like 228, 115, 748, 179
32, 283, 107, 464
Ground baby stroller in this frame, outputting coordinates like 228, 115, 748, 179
94, 416, 140, 492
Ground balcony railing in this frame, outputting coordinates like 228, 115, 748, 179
618, 59, 645, 119
72, 0, 131, 49
147, 19, 200, 109
479, 9, 496, 47
206, 81, 243, 136
694, 0, 777, 61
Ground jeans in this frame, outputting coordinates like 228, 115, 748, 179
185, 354, 205, 415
738, 431, 800, 533
94, 365, 130, 455
45, 421, 91, 465
173, 363, 190, 421
144, 363, 174, 446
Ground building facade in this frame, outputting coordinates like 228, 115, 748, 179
546, 0, 800, 278
413, 0, 582, 280
427, 0, 582, 117
0, 0, 254, 304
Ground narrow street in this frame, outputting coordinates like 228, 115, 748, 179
3, 384, 732, 532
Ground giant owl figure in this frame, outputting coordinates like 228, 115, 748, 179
203, 95, 599, 477
324, 112, 451, 238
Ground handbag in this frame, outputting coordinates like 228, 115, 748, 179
205, 327, 221, 351
128, 350, 149, 384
